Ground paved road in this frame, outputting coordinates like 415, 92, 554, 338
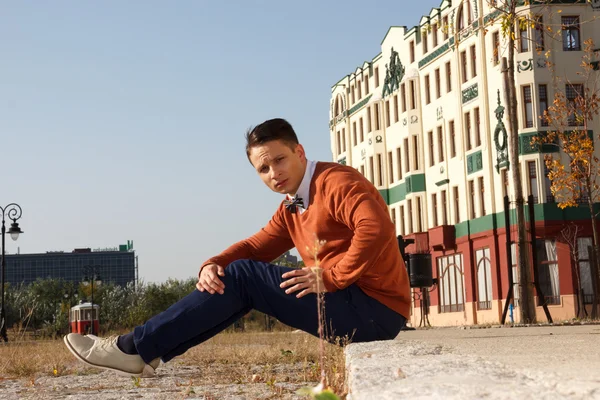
346, 324, 600, 400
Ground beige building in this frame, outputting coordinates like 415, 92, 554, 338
329, 0, 600, 326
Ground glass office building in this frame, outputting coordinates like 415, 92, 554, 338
5, 244, 137, 287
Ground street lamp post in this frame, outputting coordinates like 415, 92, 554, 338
0, 204, 23, 343
82, 265, 101, 336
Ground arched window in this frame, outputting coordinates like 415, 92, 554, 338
437, 253, 465, 313
456, 1, 474, 31
333, 94, 345, 117
457, 4, 464, 31
475, 248, 493, 310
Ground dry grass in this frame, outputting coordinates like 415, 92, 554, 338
178, 331, 346, 395
0, 331, 347, 397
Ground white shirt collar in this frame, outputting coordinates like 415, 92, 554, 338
287, 160, 316, 214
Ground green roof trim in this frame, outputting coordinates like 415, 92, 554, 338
435, 178, 450, 186
380, 173, 427, 204
453, 202, 600, 240
419, 41, 450, 69
347, 94, 373, 117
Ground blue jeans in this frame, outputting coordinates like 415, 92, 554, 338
133, 260, 406, 363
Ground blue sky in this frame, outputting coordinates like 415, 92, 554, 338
1, 0, 441, 283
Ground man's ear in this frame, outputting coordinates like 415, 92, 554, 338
296, 143, 306, 161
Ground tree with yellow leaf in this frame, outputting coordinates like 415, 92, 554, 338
538, 38, 600, 318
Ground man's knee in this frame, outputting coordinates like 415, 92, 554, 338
224, 259, 273, 285
225, 259, 253, 276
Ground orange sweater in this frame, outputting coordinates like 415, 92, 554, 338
202, 162, 411, 318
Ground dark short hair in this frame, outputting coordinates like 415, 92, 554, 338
245, 118, 299, 158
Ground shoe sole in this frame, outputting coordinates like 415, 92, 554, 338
63, 335, 143, 377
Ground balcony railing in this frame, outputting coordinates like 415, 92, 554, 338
440, 304, 465, 313
536, 295, 561, 306
477, 301, 492, 310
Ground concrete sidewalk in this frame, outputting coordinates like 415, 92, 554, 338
345, 324, 600, 399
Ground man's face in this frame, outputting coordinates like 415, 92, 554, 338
248, 140, 307, 195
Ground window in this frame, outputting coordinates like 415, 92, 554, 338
457, 4, 465, 31
424, 75, 431, 104
374, 104, 380, 130
539, 84, 549, 127
460, 51, 468, 83
438, 254, 465, 313
474, 107, 481, 147
469, 180, 475, 219
492, 31, 500, 65
410, 80, 416, 110
396, 147, 403, 180
413, 136, 420, 170
365, 76, 370, 95
351, 85, 355, 104
410, 41, 415, 63
428, 130, 435, 167
385, 100, 391, 127
423, 30, 428, 54
519, 24, 529, 52
464, 111, 472, 150
566, 84, 583, 126
432, 193, 438, 227
360, 164, 365, 176
528, 161, 539, 204
407, 199, 413, 233
437, 126, 445, 163
367, 106, 372, 132
359, 118, 364, 142
357, 80, 362, 99
445, 61, 452, 93
535, 16, 545, 51
388, 151, 394, 184
393, 95, 399, 122
435, 68, 441, 99
453, 186, 460, 223
399, 205, 405, 235
401, 83, 407, 112
441, 189, 448, 225
544, 164, 554, 203
577, 237, 594, 304
377, 153, 383, 186
449, 120, 456, 158
523, 85, 533, 128
432, 22, 438, 47
352, 122, 357, 146
442, 16, 449, 40
375, 67, 380, 87
336, 131, 341, 156
478, 176, 486, 216
470, 45, 477, 78
416, 197, 423, 232
404, 138, 410, 173
475, 248, 493, 310
368, 156, 374, 183
536, 240, 560, 305
562, 16, 581, 51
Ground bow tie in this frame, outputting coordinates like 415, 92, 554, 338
284, 195, 304, 214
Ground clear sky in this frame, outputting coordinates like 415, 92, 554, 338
1, 0, 442, 283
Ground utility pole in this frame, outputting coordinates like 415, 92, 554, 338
501, 0, 536, 323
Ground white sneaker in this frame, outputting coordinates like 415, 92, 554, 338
64, 333, 160, 377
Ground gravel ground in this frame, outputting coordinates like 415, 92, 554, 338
0, 360, 318, 400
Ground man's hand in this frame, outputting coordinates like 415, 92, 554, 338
197, 263, 226, 294
280, 267, 328, 298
